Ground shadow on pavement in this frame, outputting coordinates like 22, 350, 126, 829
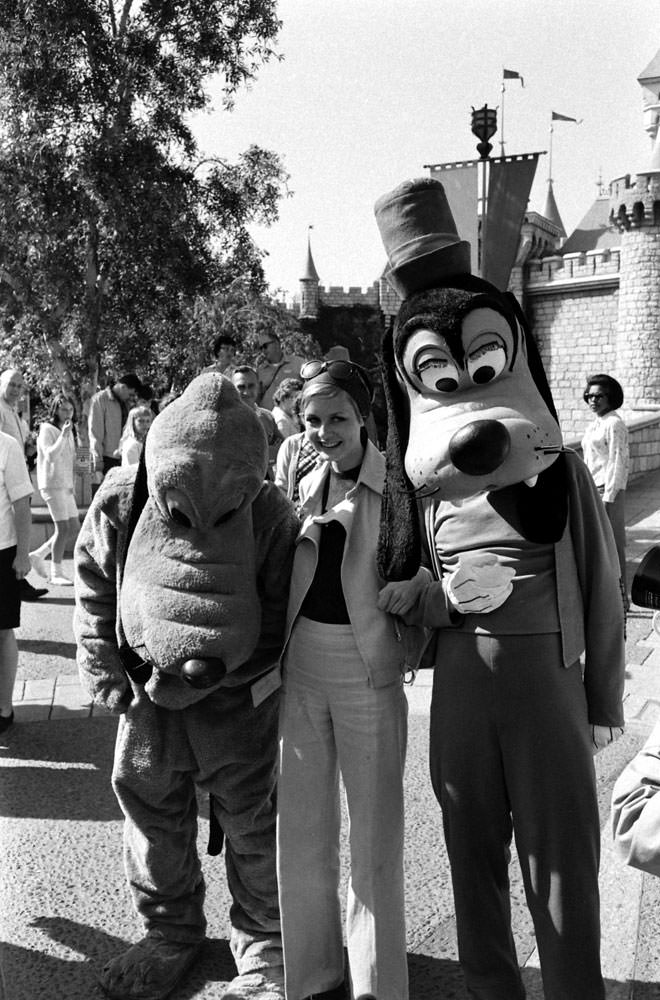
2, 917, 238, 1000
17, 638, 77, 658
0, 718, 120, 821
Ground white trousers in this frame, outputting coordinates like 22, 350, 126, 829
277, 616, 409, 1000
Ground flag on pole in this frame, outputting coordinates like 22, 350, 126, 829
551, 111, 579, 122
503, 68, 524, 86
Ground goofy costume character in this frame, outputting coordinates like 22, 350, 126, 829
375, 178, 626, 1000
74, 374, 299, 1000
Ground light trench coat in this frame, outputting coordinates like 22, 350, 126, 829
281, 441, 416, 686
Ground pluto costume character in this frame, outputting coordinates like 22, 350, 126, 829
374, 179, 626, 1000
74, 374, 299, 1000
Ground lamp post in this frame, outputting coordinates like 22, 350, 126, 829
471, 104, 498, 275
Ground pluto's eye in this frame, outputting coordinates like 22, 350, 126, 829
466, 337, 507, 385
414, 350, 460, 393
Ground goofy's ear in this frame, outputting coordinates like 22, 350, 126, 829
377, 324, 423, 581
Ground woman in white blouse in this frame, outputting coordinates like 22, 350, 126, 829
581, 373, 630, 609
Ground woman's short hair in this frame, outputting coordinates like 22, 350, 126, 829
272, 378, 302, 407
299, 380, 366, 422
583, 373, 624, 410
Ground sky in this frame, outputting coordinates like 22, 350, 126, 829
190, 0, 658, 300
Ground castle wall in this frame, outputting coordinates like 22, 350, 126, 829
524, 250, 620, 438
616, 222, 660, 409
318, 283, 380, 309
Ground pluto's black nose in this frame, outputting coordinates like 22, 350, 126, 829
181, 657, 227, 688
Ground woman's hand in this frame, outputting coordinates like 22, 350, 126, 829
378, 568, 430, 616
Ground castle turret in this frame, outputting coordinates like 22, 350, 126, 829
611, 48, 660, 411
542, 180, 566, 239
299, 228, 320, 319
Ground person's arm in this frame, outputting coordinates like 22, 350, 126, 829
249, 486, 300, 676
566, 453, 625, 727
612, 720, 660, 876
87, 396, 104, 474
38, 422, 70, 461
603, 418, 629, 503
11, 495, 32, 579
274, 435, 295, 492
73, 478, 131, 712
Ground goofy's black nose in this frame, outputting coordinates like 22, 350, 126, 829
448, 420, 511, 477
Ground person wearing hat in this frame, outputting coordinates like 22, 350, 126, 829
276, 359, 427, 1000
256, 334, 304, 411
374, 177, 625, 1000
88, 373, 142, 493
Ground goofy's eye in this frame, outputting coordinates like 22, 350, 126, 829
169, 507, 192, 528
414, 349, 460, 393
466, 337, 507, 385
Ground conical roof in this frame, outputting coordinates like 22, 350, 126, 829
638, 50, 660, 85
542, 180, 566, 238
301, 232, 319, 282
561, 196, 619, 255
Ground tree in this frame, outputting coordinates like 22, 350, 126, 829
0, 0, 288, 397
139, 278, 320, 394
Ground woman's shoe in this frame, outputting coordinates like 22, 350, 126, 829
0, 712, 14, 735
50, 574, 73, 586
29, 552, 49, 580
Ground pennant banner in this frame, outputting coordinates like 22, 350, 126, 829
482, 153, 540, 291
503, 68, 524, 86
551, 111, 578, 122
428, 161, 479, 274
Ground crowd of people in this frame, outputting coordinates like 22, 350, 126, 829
0, 342, 639, 998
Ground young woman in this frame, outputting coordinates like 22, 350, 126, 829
581, 373, 630, 608
271, 377, 303, 439
30, 395, 80, 586
277, 360, 426, 1000
116, 404, 153, 467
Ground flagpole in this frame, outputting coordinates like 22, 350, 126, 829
500, 77, 506, 157
548, 115, 554, 183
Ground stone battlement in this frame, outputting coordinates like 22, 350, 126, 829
526, 249, 621, 292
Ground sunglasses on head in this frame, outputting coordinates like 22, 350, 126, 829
300, 359, 374, 398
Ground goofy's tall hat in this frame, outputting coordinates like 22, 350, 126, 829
374, 177, 567, 581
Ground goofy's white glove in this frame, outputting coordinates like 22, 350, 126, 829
445, 552, 515, 614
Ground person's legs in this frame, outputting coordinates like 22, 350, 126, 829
0, 546, 20, 727
331, 652, 408, 1000
0, 629, 18, 718
188, 681, 283, 981
99, 690, 206, 999
498, 639, 604, 1000
277, 618, 345, 1000
605, 490, 628, 609
112, 691, 207, 941
429, 634, 526, 1000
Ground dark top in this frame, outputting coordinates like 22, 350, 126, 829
299, 463, 361, 624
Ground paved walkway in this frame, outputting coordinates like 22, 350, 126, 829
4, 468, 660, 998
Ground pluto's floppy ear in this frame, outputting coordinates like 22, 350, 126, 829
377, 325, 423, 581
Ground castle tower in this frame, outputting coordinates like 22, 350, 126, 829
299, 228, 320, 319
542, 180, 566, 240
611, 49, 660, 411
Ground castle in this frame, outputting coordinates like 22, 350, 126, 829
294, 49, 660, 478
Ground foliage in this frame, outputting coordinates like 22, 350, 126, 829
151, 278, 320, 394
0, 0, 288, 403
